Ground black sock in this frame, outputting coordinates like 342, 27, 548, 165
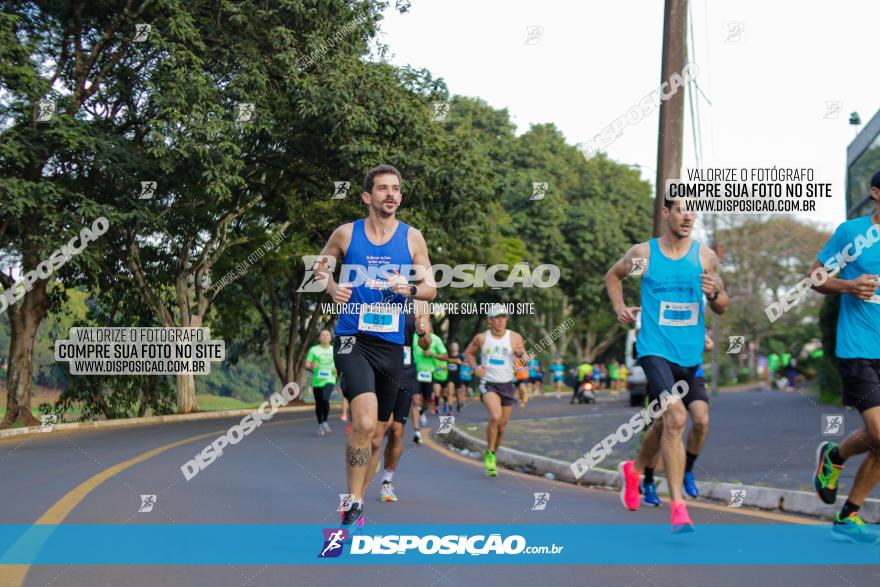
685, 452, 698, 473
829, 446, 846, 466
643, 467, 655, 484
839, 500, 860, 520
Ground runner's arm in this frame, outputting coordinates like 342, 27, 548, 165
407, 228, 437, 301
464, 333, 483, 368
605, 243, 646, 325
414, 300, 432, 350
315, 224, 352, 303
701, 246, 728, 315
511, 332, 526, 358
808, 259, 878, 300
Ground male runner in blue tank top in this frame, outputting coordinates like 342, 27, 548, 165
605, 197, 728, 532
811, 169, 880, 543
640, 333, 714, 506
313, 164, 435, 528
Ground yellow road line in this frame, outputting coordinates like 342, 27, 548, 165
1, 415, 308, 587
420, 429, 822, 526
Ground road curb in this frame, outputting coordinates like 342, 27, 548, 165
441, 426, 880, 521
0, 404, 317, 440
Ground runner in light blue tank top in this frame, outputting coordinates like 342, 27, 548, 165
637, 238, 706, 368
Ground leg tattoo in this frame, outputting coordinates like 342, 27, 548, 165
346, 445, 371, 468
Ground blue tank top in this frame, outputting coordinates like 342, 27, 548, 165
636, 238, 705, 367
334, 219, 412, 344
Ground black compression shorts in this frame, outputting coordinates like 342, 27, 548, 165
334, 333, 403, 423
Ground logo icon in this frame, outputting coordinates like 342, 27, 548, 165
524, 25, 544, 45
139, 181, 157, 200
728, 489, 746, 508
437, 415, 455, 434
823, 101, 843, 119
332, 181, 350, 200
726, 336, 745, 354
233, 102, 255, 123
337, 493, 354, 512
822, 414, 844, 436
337, 336, 356, 355
138, 494, 157, 512
39, 414, 57, 432
133, 24, 151, 42
432, 102, 449, 122
532, 492, 550, 510
725, 22, 745, 43
629, 257, 647, 276
296, 255, 337, 293
530, 182, 548, 201
319, 528, 348, 558
37, 100, 56, 122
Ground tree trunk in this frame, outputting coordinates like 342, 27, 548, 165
2, 283, 49, 428
176, 372, 197, 413
176, 314, 201, 413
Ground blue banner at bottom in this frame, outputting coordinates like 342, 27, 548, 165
0, 524, 878, 565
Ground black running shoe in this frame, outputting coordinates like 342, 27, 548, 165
814, 441, 842, 505
340, 502, 365, 528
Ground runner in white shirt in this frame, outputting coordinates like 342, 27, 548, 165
463, 304, 526, 476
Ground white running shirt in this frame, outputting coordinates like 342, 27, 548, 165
480, 329, 514, 383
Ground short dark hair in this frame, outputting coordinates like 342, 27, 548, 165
871, 170, 880, 190
364, 165, 402, 194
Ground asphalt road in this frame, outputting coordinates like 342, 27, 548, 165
453, 386, 868, 492
0, 397, 877, 587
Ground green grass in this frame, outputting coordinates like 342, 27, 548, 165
195, 394, 263, 412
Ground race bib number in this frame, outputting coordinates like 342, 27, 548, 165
417, 370, 432, 382
866, 294, 880, 305
358, 303, 400, 333
658, 302, 699, 326
448, 362, 458, 371
489, 356, 506, 366
318, 370, 331, 378
403, 346, 411, 365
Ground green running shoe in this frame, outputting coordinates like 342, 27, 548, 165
814, 442, 842, 505
831, 513, 879, 544
484, 450, 497, 477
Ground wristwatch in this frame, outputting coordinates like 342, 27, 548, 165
708, 288, 720, 301
408, 284, 417, 297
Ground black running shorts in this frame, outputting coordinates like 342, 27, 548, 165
334, 333, 403, 423
638, 355, 697, 403
838, 358, 880, 413
394, 378, 416, 424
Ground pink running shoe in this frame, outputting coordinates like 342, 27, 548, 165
618, 460, 641, 511
670, 500, 695, 533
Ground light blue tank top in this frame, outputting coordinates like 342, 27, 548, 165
334, 219, 412, 344
636, 238, 705, 367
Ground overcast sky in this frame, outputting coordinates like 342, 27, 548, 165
378, 0, 880, 232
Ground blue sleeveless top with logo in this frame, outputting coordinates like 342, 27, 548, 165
334, 219, 412, 344
636, 238, 705, 367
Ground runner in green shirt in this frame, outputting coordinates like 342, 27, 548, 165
305, 329, 337, 436
413, 332, 447, 423
431, 338, 451, 414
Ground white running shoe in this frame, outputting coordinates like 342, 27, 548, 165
379, 481, 398, 502
419, 413, 428, 427
317, 424, 325, 436
322, 421, 332, 433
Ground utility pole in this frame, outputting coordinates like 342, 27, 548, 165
654, 0, 688, 237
